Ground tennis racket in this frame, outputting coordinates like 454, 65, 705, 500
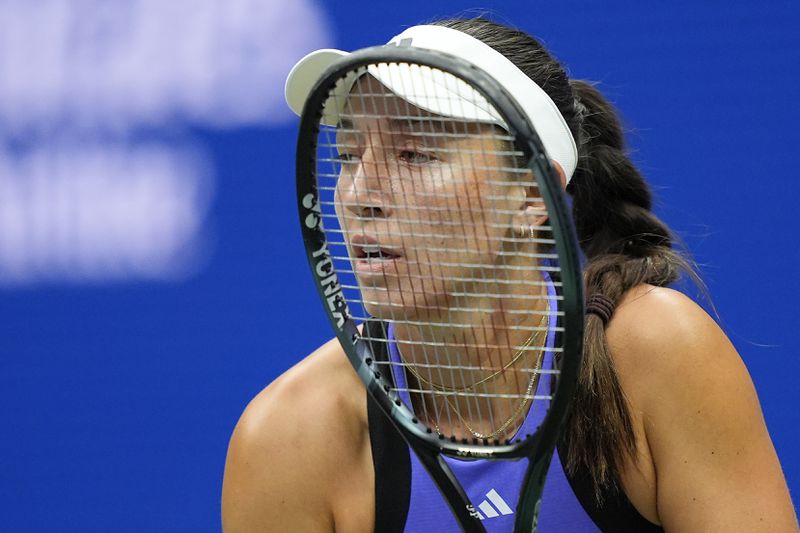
294, 44, 584, 532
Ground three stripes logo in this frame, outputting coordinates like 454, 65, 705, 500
473, 488, 514, 520
385, 37, 413, 47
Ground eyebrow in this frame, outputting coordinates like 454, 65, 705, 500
388, 116, 465, 135
337, 116, 468, 137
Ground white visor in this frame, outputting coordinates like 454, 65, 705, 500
285, 25, 578, 181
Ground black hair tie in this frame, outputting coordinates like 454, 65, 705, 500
586, 294, 615, 326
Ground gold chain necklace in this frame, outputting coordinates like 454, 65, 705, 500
425, 301, 550, 440
440, 344, 544, 440
404, 309, 548, 393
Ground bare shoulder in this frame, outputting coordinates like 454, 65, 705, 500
608, 284, 718, 352
606, 285, 797, 531
605, 285, 734, 388
233, 337, 366, 443
221, 338, 370, 532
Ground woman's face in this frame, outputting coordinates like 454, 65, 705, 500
334, 77, 530, 323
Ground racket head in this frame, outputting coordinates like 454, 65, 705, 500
296, 45, 584, 460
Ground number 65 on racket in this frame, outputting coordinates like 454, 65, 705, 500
290, 30, 584, 533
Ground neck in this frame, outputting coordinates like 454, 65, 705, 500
390, 279, 550, 441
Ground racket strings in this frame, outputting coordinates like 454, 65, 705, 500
318, 203, 551, 223
316, 62, 564, 443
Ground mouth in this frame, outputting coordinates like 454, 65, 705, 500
354, 243, 402, 260
351, 236, 402, 273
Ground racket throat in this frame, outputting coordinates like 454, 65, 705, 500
414, 390, 536, 443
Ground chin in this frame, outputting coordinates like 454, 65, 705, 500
362, 295, 448, 324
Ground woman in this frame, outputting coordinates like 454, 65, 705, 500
222, 18, 797, 532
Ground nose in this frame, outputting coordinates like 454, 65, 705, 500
338, 146, 392, 220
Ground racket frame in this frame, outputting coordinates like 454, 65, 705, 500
296, 46, 585, 532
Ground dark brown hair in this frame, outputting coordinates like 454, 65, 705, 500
432, 17, 696, 500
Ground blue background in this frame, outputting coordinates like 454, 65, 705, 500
1, 1, 798, 531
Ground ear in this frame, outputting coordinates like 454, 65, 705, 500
551, 160, 567, 190
510, 160, 567, 231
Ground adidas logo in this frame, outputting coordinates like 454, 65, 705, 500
474, 488, 514, 520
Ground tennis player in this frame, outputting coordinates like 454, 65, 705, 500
222, 18, 798, 532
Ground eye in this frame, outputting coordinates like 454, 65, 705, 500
338, 153, 360, 164
399, 150, 436, 164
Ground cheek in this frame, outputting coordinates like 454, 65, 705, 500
449, 177, 499, 233
396, 164, 512, 256
333, 175, 357, 224
333, 186, 347, 231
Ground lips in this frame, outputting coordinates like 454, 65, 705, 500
350, 234, 402, 274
